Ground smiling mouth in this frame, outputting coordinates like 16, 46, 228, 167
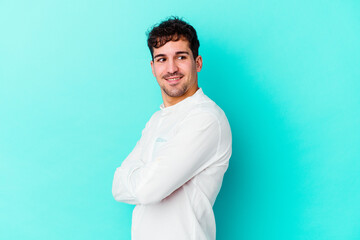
165, 76, 183, 84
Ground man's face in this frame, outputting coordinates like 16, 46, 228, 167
151, 38, 202, 102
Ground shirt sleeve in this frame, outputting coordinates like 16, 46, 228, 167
112, 141, 144, 204
112, 121, 150, 205
114, 110, 220, 205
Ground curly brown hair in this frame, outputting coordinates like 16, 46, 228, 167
147, 16, 200, 60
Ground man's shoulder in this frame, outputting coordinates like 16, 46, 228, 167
190, 94, 227, 122
146, 109, 162, 124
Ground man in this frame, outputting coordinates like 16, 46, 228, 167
112, 17, 232, 240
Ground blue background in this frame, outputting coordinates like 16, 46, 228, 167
1, 0, 360, 239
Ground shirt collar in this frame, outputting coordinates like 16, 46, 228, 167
160, 88, 204, 114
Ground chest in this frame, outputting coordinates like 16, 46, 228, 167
141, 114, 185, 163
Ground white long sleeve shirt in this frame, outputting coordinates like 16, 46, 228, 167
112, 88, 232, 240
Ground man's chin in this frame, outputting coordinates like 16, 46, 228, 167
163, 87, 186, 98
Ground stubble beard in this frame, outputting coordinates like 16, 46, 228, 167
162, 83, 188, 98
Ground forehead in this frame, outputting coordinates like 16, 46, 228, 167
153, 38, 191, 55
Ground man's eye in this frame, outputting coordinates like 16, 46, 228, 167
157, 58, 166, 62
178, 56, 187, 60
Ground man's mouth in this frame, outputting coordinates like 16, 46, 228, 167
165, 75, 183, 84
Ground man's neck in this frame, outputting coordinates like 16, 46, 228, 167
162, 86, 199, 108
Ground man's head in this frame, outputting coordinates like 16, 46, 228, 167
147, 17, 202, 107
147, 17, 200, 60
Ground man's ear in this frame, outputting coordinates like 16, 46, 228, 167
195, 55, 203, 72
150, 60, 155, 77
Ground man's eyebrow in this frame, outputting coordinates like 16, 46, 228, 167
154, 51, 190, 59
176, 51, 190, 55
154, 54, 166, 59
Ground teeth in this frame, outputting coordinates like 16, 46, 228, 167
169, 77, 181, 81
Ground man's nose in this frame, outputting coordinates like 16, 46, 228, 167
167, 59, 179, 73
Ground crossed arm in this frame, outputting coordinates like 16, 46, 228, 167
112, 111, 220, 205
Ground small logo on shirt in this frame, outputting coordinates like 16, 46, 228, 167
155, 137, 167, 143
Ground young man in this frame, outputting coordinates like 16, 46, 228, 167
112, 17, 232, 240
